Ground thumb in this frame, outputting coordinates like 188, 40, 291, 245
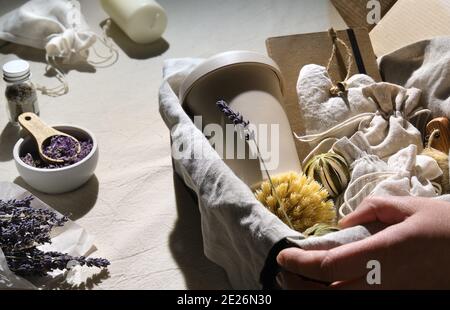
277, 220, 412, 283
339, 196, 417, 229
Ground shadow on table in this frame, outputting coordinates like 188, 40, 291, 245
0, 43, 47, 64
14, 175, 99, 221
169, 171, 231, 289
0, 42, 97, 74
100, 19, 169, 60
30, 268, 110, 290
0, 123, 21, 162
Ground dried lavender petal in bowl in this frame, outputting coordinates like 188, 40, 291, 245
21, 136, 93, 169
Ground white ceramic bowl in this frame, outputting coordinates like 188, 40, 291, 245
13, 125, 99, 194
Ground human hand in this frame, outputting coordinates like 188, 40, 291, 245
276, 196, 450, 289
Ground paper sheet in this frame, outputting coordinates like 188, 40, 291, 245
0, 182, 97, 289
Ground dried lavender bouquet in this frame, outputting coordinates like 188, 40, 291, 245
0, 196, 109, 277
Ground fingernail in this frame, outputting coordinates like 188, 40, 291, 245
276, 253, 284, 266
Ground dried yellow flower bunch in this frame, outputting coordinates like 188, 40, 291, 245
254, 171, 336, 233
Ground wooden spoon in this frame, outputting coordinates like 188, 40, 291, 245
18, 112, 81, 164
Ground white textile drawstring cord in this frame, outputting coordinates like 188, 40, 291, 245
295, 112, 376, 168
338, 171, 397, 218
88, 19, 119, 67
338, 129, 443, 218
294, 113, 376, 144
36, 19, 118, 97
35, 55, 69, 97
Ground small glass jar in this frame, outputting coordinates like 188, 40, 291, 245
3, 59, 39, 125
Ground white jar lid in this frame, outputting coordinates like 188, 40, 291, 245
179, 51, 284, 105
3, 59, 31, 82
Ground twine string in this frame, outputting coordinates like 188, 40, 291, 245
326, 28, 354, 97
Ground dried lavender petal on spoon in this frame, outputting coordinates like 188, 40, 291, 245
43, 135, 79, 161
21, 138, 93, 169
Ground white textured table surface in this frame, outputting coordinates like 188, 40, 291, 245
0, 0, 345, 289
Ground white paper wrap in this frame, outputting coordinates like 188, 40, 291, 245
0, 182, 98, 289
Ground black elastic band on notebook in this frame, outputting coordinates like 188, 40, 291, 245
347, 29, 367, 75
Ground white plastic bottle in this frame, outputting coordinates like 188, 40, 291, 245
101, 0, 167, 44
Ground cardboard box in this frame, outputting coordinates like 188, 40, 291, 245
370, 0, 450, 56
331, 0, 397, 30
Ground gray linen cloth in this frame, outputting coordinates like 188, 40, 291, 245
379, 36, 450, 119
159, 59, 372, 289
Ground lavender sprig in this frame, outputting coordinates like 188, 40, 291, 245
217, 100, 252, 140
0, 197, 68, 251
217, 100, 250, 128
5, 248, 110, 277
0, 196, 110, 277
216, 100, 293, 229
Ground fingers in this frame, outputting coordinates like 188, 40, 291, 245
277, 247, 328, 279
330, 278, 381, 290
279, 271, 383, 290
277, 271, 329, 290
339, 196, 418, 228
277, 222, 410, 283
278, 197, 425, 285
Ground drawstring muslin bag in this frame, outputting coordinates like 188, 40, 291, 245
334, 140, 442, 218
0, 0, 117, 96
296, 29, 430, 150
295, 29, 442, 221
297, 80, 439, 218
297, 29, 378, 137
296, 29, 431, 164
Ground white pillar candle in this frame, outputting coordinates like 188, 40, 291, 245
101, 0, 167, 44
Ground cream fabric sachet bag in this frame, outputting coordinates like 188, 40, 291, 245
295, 29, 431, 161
335, 140, 442, 218
0, 0, 117, 96
297, 64, 378, 136
297, 80, 430, 164
296, 73, 438, 218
